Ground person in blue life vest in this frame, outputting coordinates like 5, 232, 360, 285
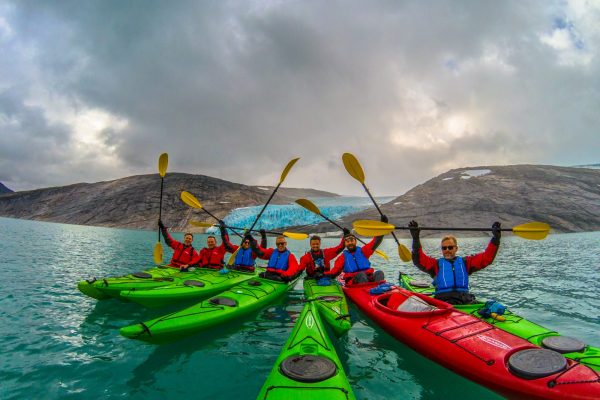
250, 234, 301, 282
409, 220, 501, 305
330, 216, 387, 285
222, 227, 268, 272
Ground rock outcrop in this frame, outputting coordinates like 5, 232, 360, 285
322, 165, 600, 236
1, 165, 599, 235
0, 173, 337, 231
0, 182, 12, 194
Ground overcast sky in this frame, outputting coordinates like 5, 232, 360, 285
1, 1, 598, 196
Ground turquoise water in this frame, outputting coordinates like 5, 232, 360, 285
0, 217, 598, 400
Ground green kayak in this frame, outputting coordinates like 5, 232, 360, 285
303, 279, 351, 337
77, 265, 185, 300
399, 272, 600, 371
256, 301, 355, 400
119, 268, 264, 308
120, 275, 300, 344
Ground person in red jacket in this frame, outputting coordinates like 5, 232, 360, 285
251, 234, 301, 282
184, 222, 228, 270
330, 232, 384, 285
300, 232, 347, 282
159, 220, 198, 269
409, 220, 501, 304
222, 228, 268, 272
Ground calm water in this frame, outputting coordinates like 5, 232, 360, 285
0, 217, 598, 400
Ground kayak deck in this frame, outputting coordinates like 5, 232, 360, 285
256, 301, 355, 400
120, 276, 299, 344
119, 268, 263, 308
399, 272, 600, 372
77, 265, 189, 299
303, 279, 351, 337
342, 280, 600, 400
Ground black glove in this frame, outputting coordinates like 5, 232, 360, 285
259, 229, 266, 238
218, 220, 227, 235
158, 219, 165, 229
491, 221, 501, 245
342, 227, 351, 236
408, 220, 420, 239
380, 214, 389, 223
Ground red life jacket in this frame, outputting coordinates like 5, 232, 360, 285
170, 243, 196, 267
197, 246, 225, 269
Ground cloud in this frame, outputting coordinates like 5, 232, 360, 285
1, 0, 598, 195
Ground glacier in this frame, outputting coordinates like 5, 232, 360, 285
207, 196, 394, 234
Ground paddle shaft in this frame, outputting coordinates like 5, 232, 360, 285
158, 177, 164, 242
228, 226, 291, 237
248, 182, 281, 232
397, 226, 511, 232
361, 183, 402, 245
203, 210, 244, 239
311, 206, 373, 247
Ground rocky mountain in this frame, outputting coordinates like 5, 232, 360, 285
0, 182, 12, 194
0, 173, 337, 231
1, 165, 599, 235
300, 165, 600, 236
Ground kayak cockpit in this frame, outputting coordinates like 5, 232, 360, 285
375, 290, 452, 317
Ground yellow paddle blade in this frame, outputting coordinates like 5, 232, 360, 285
181, 191, 203, 209
512, 222, 550, 240
153, 242, 163, 265
280, 158, 300, 184
295, 198, 320, 215
190, 221, 214, 228
353, 220, 395, 236
227, 247, 240, 266
342, 153, 365, 184
374, 249, 389, 261
398, 243, 412, 262
158, 153, 168, 178
282, 232, 309, 240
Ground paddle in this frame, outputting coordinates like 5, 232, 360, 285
248, 158, 300, 232
153, 153, 168, 264
352, 220, 551, 240
215, 158, 301, 269
180, 191, 244, 239
294, 198, 389, 260
189, 221, 308, 240
341, 153, 412, 262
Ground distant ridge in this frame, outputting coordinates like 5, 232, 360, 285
305, 164, 600, 235
0, 173, 338, 231
1, 165, 599, 234
0, 182, 13, 194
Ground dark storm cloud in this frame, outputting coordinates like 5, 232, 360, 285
1, 1, 598, 194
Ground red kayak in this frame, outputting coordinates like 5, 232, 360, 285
341, 280, 600, 400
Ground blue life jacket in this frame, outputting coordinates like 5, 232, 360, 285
234, 247, 254, 267
434, 257, 469, 294
268, 250, 290, 271
343, 247, 370, 273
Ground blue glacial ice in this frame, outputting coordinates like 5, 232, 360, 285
207, 196, 394, 234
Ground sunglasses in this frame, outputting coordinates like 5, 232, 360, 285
276, 242, 287, 246
441, 246, 455, 251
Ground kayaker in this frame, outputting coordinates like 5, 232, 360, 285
179, 221, 229, 270
330, 216, 387, 285
251, 234, 301, 282
300, 233, 347, 281
408, 220, 501, 305
222, 228, 268, 272
158, 219, 198, 269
